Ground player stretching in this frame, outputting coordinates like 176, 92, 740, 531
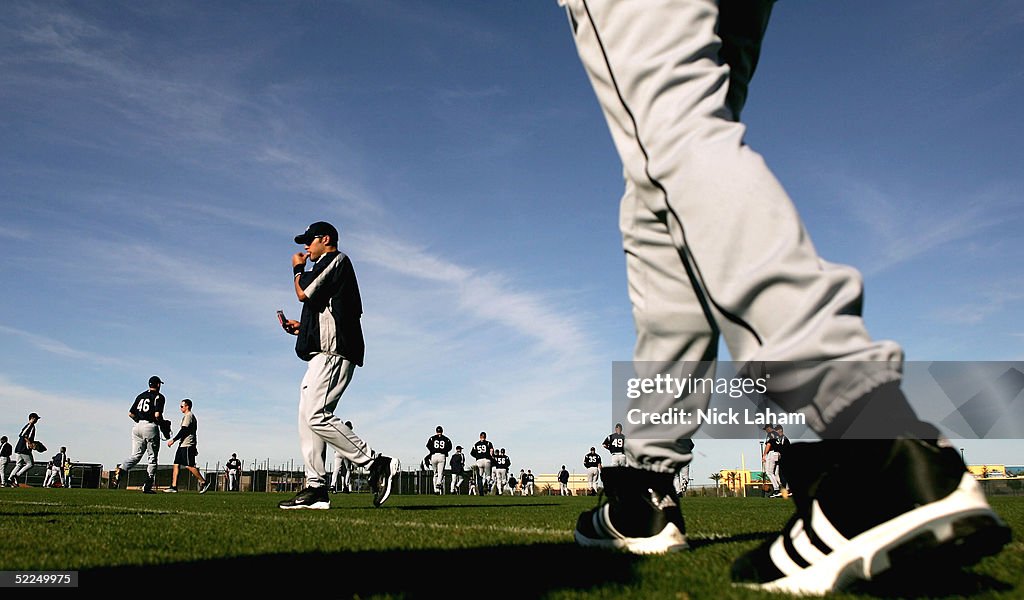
279, 221, 399, 509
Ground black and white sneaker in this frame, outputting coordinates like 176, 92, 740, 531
731, 438, 1011, 595
574, 467, 688, 554
9, 476, 18, 487
199, 479, 213, 494
368, 455, 400, 507
278, 486, 330, 510
163, 486, 178, 493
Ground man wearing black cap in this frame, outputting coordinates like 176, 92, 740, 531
426, 425, 452, 495
112, 376, 166, 494
449, 445, 465, 494
9, 412, 40, 486
278, 221, 399, 509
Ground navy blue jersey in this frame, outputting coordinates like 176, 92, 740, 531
426, 434, 453, 455
226, 458, 242, 471
295, 251, 365, 366
584, 452, 602, 468
471, 440, 493, 460
0, 441, 11, 458
558, 469, 570, 484
15, 422, 35, 454
449, 452, 465, 473
494, 454, 511, 469
130, 390, 165, 423
603, 432, 626, 454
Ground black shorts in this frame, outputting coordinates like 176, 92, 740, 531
174, 446, 198, 467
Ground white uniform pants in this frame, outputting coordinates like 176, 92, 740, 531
299, 353, 375, 488
331, 453, 353, 490
560, 0, 903, 474
451, 471, 464, 493
473, 458, 492, 493
0, 456, 8, 485
765, 450, 781, 491
560, 481, 569, 496
493, 468, 508, 494
610, 453, 627, 467
587, 467, 601, 492
228, 470, 239, 491
430, 453, 447, 492
525, 482, 535, 496
121, 421, 159, 477
44, 465, 63, 487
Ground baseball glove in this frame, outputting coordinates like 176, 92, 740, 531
159, 418, 173, 440
32, 441, 47, 452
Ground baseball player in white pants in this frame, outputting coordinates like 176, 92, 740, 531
280, 222, 399, 510
561, 1, 1008, 591
426, 426, 453, 494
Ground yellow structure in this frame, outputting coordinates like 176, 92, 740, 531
718, 469, 774, 495
967, 464, 1008, 479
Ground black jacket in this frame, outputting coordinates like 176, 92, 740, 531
295, 251, 365, 366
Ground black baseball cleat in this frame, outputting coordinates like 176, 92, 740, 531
574, 467, 688, 554
731, 437, 1012, 596
368, 455, 400, 507
8, 476, 18, 487
278, 486, 330, 510
199, 479, 213, 494
142, 476, 156, 494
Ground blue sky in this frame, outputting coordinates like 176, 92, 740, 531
1, 1, 1022, 483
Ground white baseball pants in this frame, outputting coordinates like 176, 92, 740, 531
560, 0, 904, 474
430, 453, 447, 492
299, 353, 375, 488
121, 421, 159, 476
587, 467, 601, 492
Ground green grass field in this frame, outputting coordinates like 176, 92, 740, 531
2, 488, 1021, 598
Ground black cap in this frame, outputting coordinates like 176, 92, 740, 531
149, 376, 163, 386
456, 445, 462, 450
294, 221, 339, 245
29, 412, 40, 420
762, 424, 773, 431
436, 425, 443, 433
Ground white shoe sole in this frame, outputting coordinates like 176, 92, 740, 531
279, 501, 330, 510
375, 458, 400, 507
753, 473, 1007, 596
575, 505, 688, 554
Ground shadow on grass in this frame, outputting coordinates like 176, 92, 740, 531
81, 544, 640, 595
848, 562, 1014, 598
390, 503, 560, 510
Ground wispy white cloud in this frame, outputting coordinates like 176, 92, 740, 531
826, 175, 1013, 276
0, 225, 31, 240
0, 324, 125, 366
931, 283, 1024, 326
